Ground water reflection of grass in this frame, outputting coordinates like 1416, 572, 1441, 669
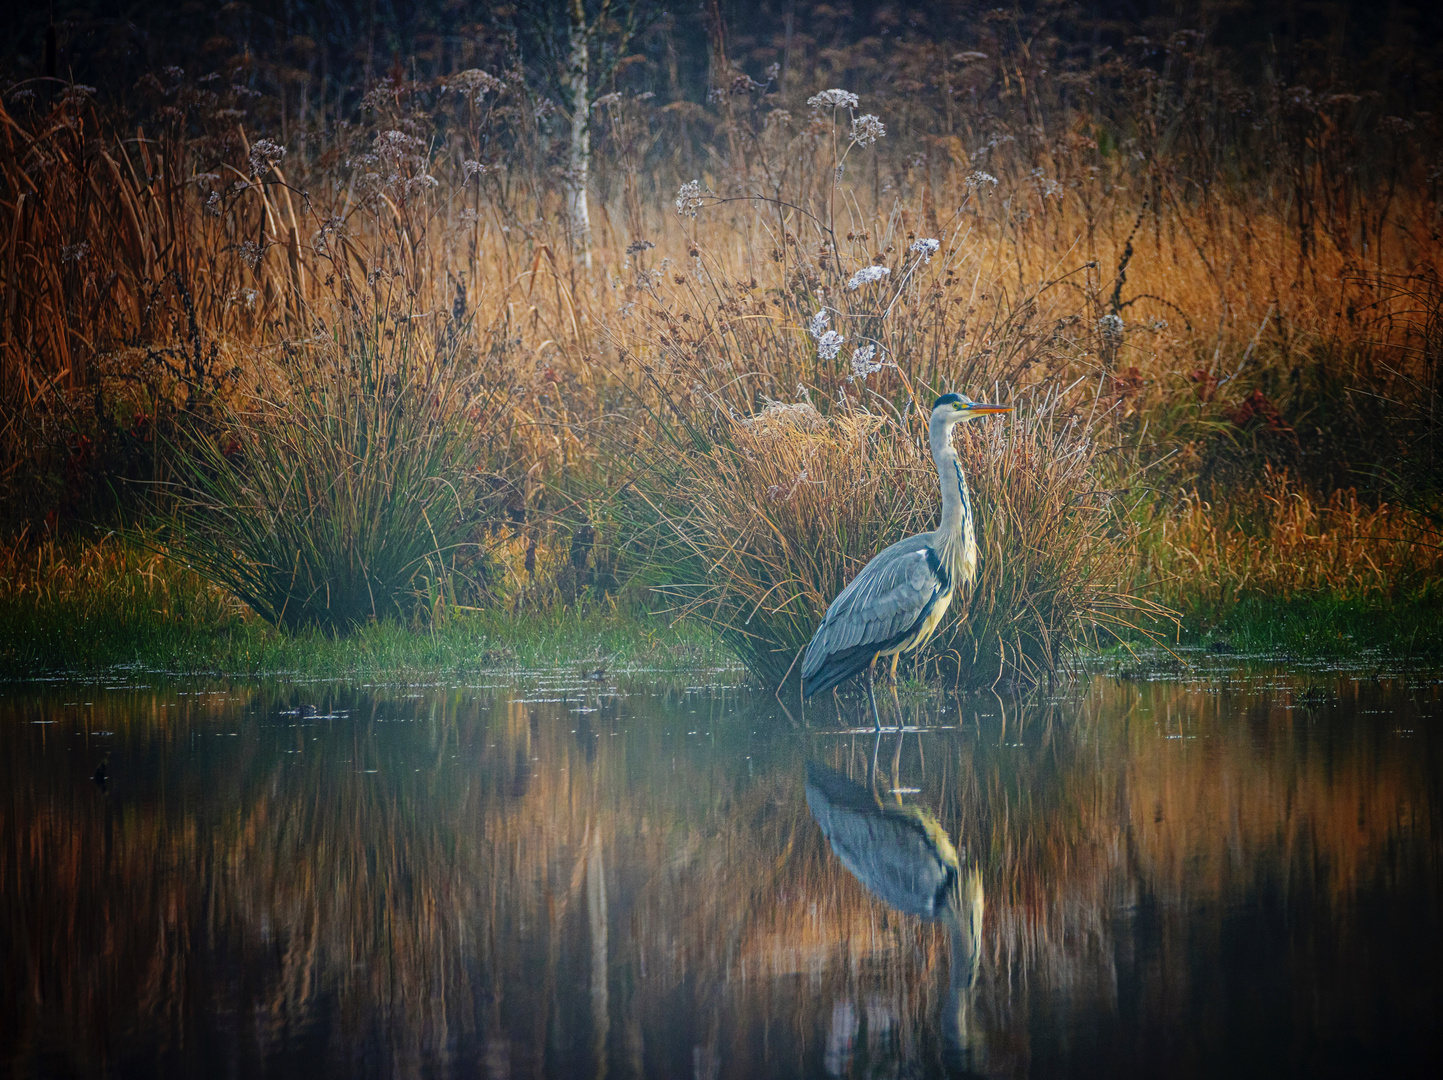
1, 673, 1436, 1073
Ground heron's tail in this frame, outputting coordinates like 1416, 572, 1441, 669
801, 640, 879, 699
804, 761, 879, 812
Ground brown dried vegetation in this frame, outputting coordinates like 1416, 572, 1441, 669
1, 4, 1440, 674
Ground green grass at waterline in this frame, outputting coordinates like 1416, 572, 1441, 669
0, 602, 731, 682
1173, 591, 1443, 663
5, 590, 1440, 684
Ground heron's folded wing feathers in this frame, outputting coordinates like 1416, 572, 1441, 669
802, 546, 942, 679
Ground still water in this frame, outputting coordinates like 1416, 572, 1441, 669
1, 666, 1439, 1078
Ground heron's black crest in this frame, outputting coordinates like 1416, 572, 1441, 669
932, 393, 964, 409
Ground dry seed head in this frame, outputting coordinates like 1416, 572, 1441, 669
850, 114, 886, 146
807, 89, 860, 109
909, 237, 940, 261
462, 159, 493, 182
848, 344, 884, 382
675, 180, 703, 218
448, 69, 504, 98
247, 138, 286, 178
816, 330, 845, 360
846, 265, 890, 290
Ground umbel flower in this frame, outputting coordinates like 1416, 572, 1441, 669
1097, 313, 1124, 344
247, 138, 286, 179
848, 345, 884, 382
910, 237, 940, 261
816, 330, 845, 361
846, 265, 890, 290
675, 179, 704, 218
808, 89, 860, 109
850, 114, 885, 146
808, 309, 831, 339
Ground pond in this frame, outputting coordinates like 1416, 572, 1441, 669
1, 665, 1439, 1078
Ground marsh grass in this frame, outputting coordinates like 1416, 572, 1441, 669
166, 305, 509, 632
1151, 468, 1443, 607
0, 528, 249, 673
0, 530, 724, 677
629, 385, 1159, 691
3, 12, 1442, 672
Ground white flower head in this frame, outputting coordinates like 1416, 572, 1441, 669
965, 170, 999, 190
807, 88, 860, 110
816, 329, 845, 361
850, 114, 886, 146
675, 179, 704, 219
910, 237, 940, 261
846, 265, 891, 290
1097, 312, 1124, 342
848, 344, 884, 382
807, 309, 830, 339
59, 84, 96, 107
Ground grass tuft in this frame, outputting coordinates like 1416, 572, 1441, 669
166, 307, 506, 632
637, 387, 1159, 690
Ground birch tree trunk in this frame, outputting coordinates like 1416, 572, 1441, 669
566, 0, 593, 268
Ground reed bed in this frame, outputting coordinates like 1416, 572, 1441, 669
1151, 468, 1443, 608
0, 526, 239, 624
1, 6, 1440, 677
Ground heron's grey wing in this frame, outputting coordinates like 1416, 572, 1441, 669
806, 772, 956, 919
802, 539, 944, 685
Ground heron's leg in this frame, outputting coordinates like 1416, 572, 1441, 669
884, 652, 903, 726
890, 726, 904, 804
867, 660, 882, 731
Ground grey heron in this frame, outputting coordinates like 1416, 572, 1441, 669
801, 393, 1011, 727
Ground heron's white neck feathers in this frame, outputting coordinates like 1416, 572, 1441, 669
929, 418, 978, 589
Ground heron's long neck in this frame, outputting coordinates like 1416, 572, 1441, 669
930, 422, 978, 588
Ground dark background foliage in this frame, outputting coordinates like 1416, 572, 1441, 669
8, 2, 1443, 113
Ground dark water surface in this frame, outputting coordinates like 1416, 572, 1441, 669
2, 667, 1440, 1078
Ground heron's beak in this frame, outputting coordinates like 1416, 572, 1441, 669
967, 403, 1011, 415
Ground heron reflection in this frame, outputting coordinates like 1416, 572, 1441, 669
805, 757, 985, 1072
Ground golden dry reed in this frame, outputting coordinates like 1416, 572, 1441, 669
1, 27, 1439, 673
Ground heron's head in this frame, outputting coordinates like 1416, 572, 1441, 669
931, 393, 1012, 427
